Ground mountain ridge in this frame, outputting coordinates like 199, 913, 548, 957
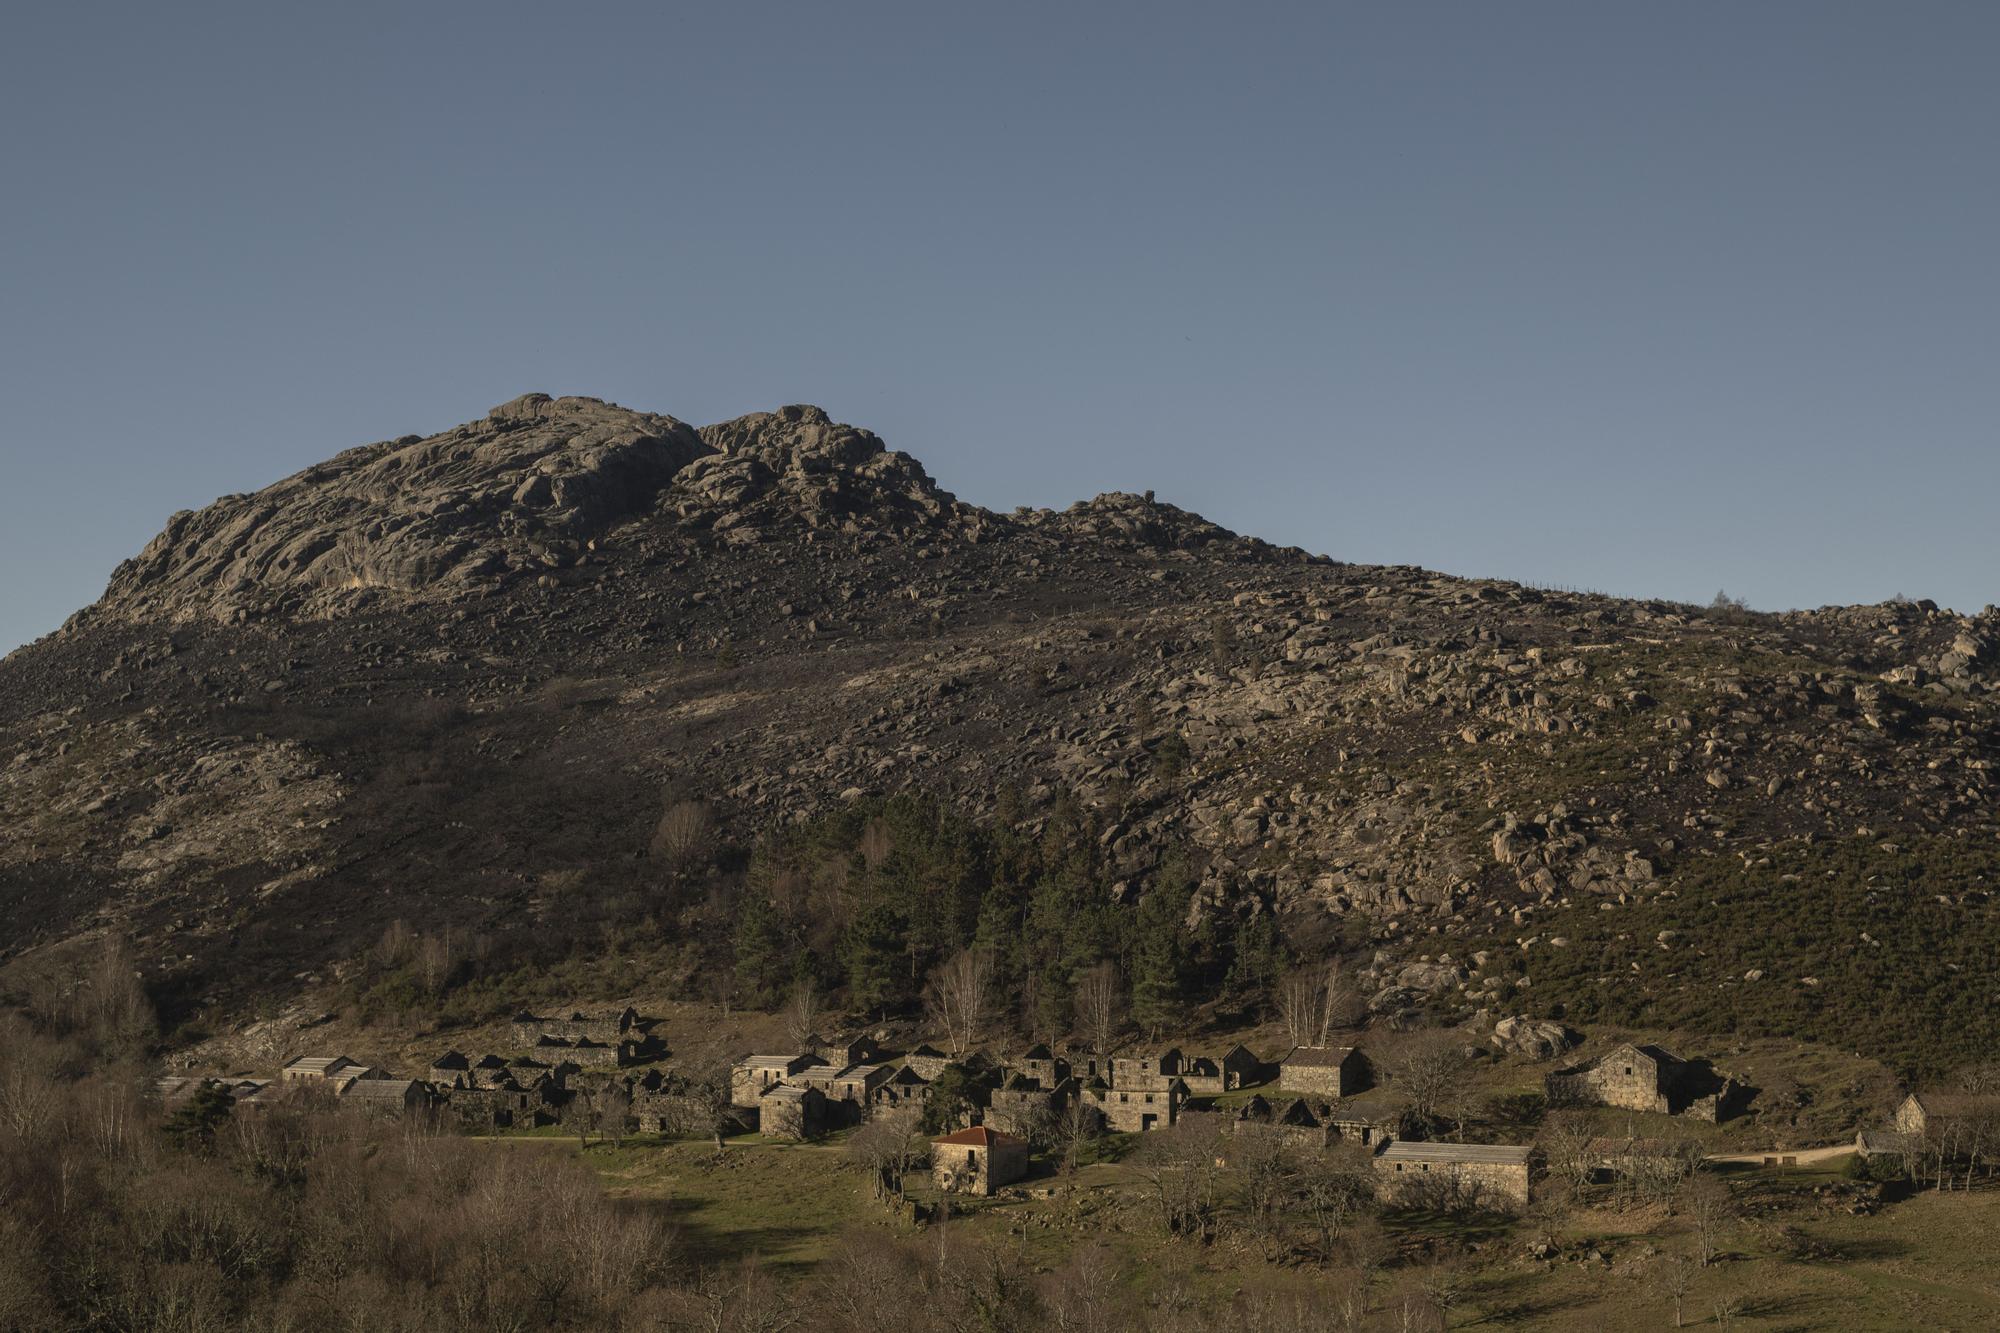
4, 394, 1998, 1073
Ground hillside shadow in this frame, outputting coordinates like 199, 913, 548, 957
620, 1194, 833, 1272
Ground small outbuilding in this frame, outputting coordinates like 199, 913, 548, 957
1374, 1140, 1534, 1211
1278, 1046, 1367, 1098
759, 1084, 827, 1141
932, 1125, 1030, 1196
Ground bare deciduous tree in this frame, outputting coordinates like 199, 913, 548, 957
784, 982, 825, 1051
857, 817, 894, 870
596, 1082, 632, 1149
1074, 962, 1124, 1057
1040, 1243, 1122, 1333
1537, 1110, 1598, 1202
652, 798, 717, 872
1134, 1118, 1225, 1241
418, 929, 453, 995
1389, 1030, 1472, 1137
1653, 1253, 1698, 1329
376, 919, 417, 969
1054, 1095, 1102, 1175
845, 1108, 926, 1200
1680, 1174, 1735, 1267
1274, 960, 1362, 1048
925, 949, 995, 1061
1295, 1143, 1377, 1259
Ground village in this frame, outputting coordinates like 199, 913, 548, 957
156, 1002, 2000, 1218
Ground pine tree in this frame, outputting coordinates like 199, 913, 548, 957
732, 893, 787, 1005
1129, 885, 1189, 1038
841, 902, 905, 1017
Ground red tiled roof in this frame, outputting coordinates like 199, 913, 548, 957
934, 1125, 1023, 1148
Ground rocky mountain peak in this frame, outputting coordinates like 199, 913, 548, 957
666, 404, 985, 541
91, 394, 712, 625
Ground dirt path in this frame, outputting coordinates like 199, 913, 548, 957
1702, 1143, 1856, 1166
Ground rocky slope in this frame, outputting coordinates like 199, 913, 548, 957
5, 394, 1998, 1063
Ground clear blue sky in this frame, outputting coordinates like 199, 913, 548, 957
4, 3, 1997, 654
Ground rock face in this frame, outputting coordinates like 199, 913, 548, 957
94, 394, 710, 625
672, 405, 986, 540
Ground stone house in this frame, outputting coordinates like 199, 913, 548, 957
535, 1035, 630, 1068
869, 1065, 930, 1117
932, 1126, 1030, 1196
759, 1085, 827, 1141
506, 1056, 577, 1092
733, 1054, 823, 1107
1894, 1090, 2000, 1138
1095, 1077, 1188, 1133
1374, 1141, 1534, 1211
1582, 1136, 1695, 1181
338, 1078, 426, 1116
793, 1063, 893, 1126
1546, 1043, 1747, 1121
631, 1087, 738, 1137
1231, 1095, 1332, 1150
467, 1054, 513, 1089
1546, 1043, 1682, 1114
1180, 1044, 1262, 1095
823, 1064, 894, 1105
1062, 1048, 1109, 1084
1014, 1044, 1070, 1087
511, 1007, 643, 1047
1855, 1128, 1922, 1159
446, 1081, 550, 1130
281, 1055, 368, 1084
1112, 1049, 1182, 1090
904, 1045, 952, 1080
429, 1052, 471, 1088
1324, 1092, 1406, 1147
1277, 1046, 1368, 1098
802, 1034, 879, 1067
155, 1076, 212, 1110
986, 1074, 1076, 1137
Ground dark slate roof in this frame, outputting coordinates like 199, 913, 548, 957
935, 1126, 1024, 1148
1283, 1046, 1356, 1068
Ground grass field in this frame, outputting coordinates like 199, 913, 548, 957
481, 1133, 2000, 1330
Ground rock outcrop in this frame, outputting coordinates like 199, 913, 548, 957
92, 394, 710, 625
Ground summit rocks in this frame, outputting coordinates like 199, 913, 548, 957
92, 394, 710, 626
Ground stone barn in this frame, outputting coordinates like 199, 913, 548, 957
758, 1085, 827, 1141
932, 1126, 1030, 1196
429, 1052, 472, 1088
904, 1045, 952, 1080
1096, 1079, 1188, 1133
732, 1054, 822, 1107
511, 1008, 642, 1046
338, 1078, 426, 1116
1112, 1049, 1182, 1089
1375, 1141, 1534, 1211
1181, 1044, 1262, 1095
1545, 1043, 1682, 1114
1014, 1044, 1070, 1087
1325, 1092, 1405, 1147
1232, 1095, 1333, 1150
281, 1055, 365, 1084
1895, 1090, 2000, 1138
986, 1074, 1075, 1137
870, 1065, 930, 1117
1278, 1046, 1367, 1098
